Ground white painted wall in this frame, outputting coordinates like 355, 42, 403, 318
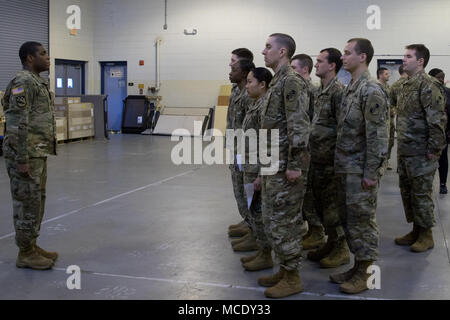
50, 0, 450, 106
49, 0, 95, 93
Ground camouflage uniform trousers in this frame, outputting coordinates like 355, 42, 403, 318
244, 173, 270, 249
398, 155, 438, 229
303, 163, 345, 239
5, 157, 47, 250
336, 173, 379, 261
302, 165, 321, 228
230, 165, 251, 226
261, 171, 307, 271
388, 114, 395, 160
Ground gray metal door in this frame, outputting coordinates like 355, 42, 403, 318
55, 61, 83, 96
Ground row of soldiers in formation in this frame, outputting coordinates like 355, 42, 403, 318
225, 34, 448, 298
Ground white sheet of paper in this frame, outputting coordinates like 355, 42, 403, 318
236, 154, 243, 172
244, 183, 255, 209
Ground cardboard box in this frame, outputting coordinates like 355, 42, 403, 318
220, 85, 232, 96
54, 97, 81, 105
55, 117, 67, 141
68, 103, 94, 139
54, 104, 69, 118
218, 95, 230, 106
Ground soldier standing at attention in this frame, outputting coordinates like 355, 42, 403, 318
330, 38, 389, 294
291, 53, 320, 244
257, 33, 311, 298
227, 56, 259, 253
377, 67, 394, 170
428, 68, 450, 195
239, 67, 274, 271
2, 42, 57, 270
303, 48, 350, 269
388, 65, 409, 170
227, 48, 255, 238
394, 44, 446, 252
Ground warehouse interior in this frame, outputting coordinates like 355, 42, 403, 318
1, 0, 450, 300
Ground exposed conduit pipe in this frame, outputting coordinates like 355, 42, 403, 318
155, 37, 162, 92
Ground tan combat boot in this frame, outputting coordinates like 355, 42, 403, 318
16, 247, 54, 270
231, 232, 251, 246
410, 227, 434, 252
303, 225, 326, 250
228, 225, 250, 237
320, 238, 350, 268
258, 267, 285, 287
240, 250, 260, 264
264, 268, 303, 298
232, 233, 258, 252
243, 248, 273, 271
340, 260, 373, 294
307, 233, 335, 262
329, 260, 359, 284
35, 245, 58, 262
395, 224, 419, 246
229, 220, 246, 230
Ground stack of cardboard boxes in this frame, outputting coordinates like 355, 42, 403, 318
54, 97, 94, 141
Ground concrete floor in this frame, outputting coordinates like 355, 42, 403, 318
0, 135, 449, 300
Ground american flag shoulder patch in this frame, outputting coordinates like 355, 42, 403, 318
12, 87, 24, 95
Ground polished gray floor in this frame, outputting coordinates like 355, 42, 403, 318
0, 135, 449, 300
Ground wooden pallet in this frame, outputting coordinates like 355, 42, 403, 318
58, 136, 94, 144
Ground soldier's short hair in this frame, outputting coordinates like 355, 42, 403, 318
251, 67, 273, 87
270, 33, 296, 59
232, 48, 254, 62
429, 68, 444, 78
237, 59, 255, 75
291, 54, 313, 74
405, 44, 430, 68
347, 38, 374, 66
320, 48, 343, 74
19, 41, 43, 65
377, 67, 389, 79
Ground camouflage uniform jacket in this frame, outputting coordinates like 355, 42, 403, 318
2, 70, 56, 163
389, 77, 407, 116
396, 70, 446, 156
335, 70, 389, 180
242, 97, 263, 174
310, 77, 344, 165
260, 63, 311, 173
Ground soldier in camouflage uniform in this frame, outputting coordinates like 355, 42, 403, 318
302, 48, 350, 268
239, 67, 274, 271
389, 65, 409, 168
394, 44, 447, 253
290, 54, 324, 246
226, 57, 259, 253
2, 42, 57, 270
256, 33, 311, 299
329, 38, 389, 294
377, 67, 395, 170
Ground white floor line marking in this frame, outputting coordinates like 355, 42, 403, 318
0, 169, 196, 241
50, 267, 389, 300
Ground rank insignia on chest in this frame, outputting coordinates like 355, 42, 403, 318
12, 87, 24, 95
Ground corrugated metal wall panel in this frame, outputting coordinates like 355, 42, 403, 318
0, 0, 49, 90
